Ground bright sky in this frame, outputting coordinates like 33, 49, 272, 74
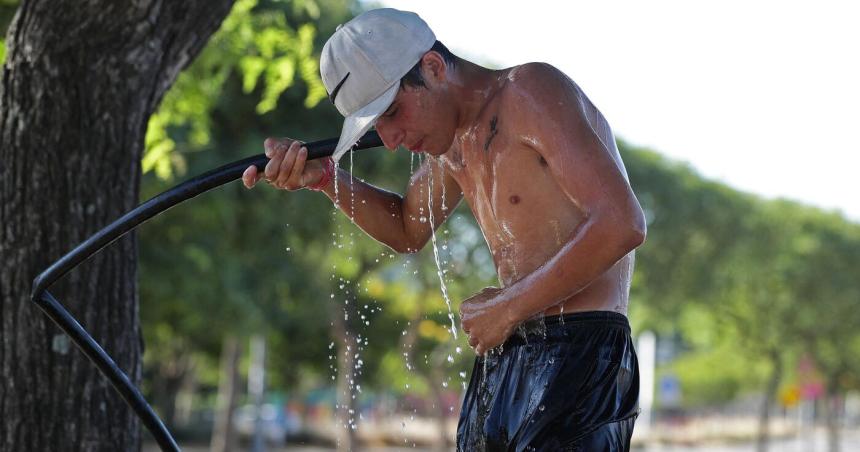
376, 0, 859, 221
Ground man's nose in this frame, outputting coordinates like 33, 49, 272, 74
375, 122, 404, 150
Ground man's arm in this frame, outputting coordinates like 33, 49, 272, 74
319, 156, 463, 253
243, 138, 462, 253
501, 63, 646, 322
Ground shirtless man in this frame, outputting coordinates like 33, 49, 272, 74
243, 9, 646, 451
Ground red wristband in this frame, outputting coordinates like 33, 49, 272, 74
307, 157, 335, 191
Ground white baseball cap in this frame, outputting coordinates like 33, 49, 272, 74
320, 9, 436, 162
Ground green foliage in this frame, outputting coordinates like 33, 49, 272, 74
669, 343, 756, 406
0, 39, 5, 65
622, 138, 860, 407
143, 0, 327, 180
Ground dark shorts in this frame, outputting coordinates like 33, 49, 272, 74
457, 311, 639, 452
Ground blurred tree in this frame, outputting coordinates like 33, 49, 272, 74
142, 0, 329, 181
135, 1, 367, 445
133, 2, 498, 447
0, 1, 234, 451
623, 139, 860, 451
137, 0, 337, 428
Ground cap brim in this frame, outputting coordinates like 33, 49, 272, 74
332, 82, 399, 162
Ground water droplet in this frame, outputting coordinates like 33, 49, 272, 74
447, 355, 454, 363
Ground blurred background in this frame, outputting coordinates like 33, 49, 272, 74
4, 0, 858, 451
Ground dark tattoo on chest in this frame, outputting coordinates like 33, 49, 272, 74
484, 116, 499, 152
450, 147, 464, 168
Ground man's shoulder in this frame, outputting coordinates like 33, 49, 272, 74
505, 62, 572, 89
499, 62, 577, 108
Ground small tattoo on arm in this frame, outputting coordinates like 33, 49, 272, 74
484, 116, 498, 151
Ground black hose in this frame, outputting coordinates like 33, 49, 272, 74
30, 131, 383, 451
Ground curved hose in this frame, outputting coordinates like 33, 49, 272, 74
30, 131, 383, 451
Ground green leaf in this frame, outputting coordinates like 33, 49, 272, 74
256, 57, 295, 114
240, 56, 266, 93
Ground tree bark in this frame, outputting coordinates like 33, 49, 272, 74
0, 1, 233, 451
210, 336, 242, 452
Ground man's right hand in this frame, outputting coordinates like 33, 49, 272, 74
242, 137, 327, 190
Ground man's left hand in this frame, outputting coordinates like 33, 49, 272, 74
460, 287, 516, 356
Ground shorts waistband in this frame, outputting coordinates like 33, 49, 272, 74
526, 310, 630, 330
505, 311, 631, 347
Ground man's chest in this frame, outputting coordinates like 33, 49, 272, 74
442, 118, 582, 254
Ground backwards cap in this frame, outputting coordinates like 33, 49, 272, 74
320, 9, 435, 162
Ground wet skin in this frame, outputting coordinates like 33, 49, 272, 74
243, 52, 646, 355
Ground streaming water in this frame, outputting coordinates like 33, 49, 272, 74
332, 148, 473, 444
329, 153, 369, 439
349, 149, 355, 223
426, 158, 458, 339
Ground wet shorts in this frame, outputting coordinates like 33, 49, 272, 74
457, 311, 639, 452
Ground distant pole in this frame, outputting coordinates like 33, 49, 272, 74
637, 331, 657, 436
250, 335, 267, 452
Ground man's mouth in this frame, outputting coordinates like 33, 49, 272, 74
407, 138, 424, 152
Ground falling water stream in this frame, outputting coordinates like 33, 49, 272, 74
426, 157, 458, 340
325, 149, 473, 446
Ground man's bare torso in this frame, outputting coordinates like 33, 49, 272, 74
439, 65, 634, 317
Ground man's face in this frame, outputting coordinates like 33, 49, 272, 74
374, 57, 458, 156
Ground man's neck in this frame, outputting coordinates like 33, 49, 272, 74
448, 60, 503, 132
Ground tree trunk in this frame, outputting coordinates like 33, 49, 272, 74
825, 384, 842, 452
756, 352, 782, 452
210, 336, 242, 452
0, 1, 233, 451
152, 349, 195, 428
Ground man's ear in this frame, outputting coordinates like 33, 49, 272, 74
420, 51, 447, 84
